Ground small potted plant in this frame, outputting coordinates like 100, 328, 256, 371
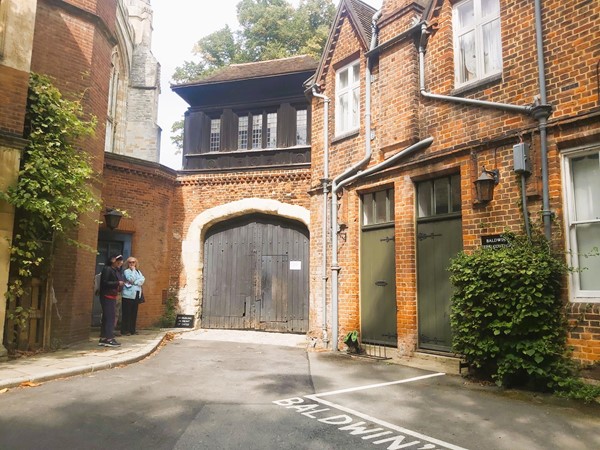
343, 330, 362, 354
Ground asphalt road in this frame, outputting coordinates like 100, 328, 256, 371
0, 335, 598, 450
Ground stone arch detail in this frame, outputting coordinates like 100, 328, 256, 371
178, 198, 310, 316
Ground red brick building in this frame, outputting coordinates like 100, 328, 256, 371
170, 56, 315, 333
308, 0, 599, 365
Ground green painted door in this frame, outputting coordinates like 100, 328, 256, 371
360, 226, 397, 345
417, 219, 462, 351
416, 174, 462, 352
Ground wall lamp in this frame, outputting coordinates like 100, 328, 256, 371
103, 208, 123, 230
474, 168, 500, 203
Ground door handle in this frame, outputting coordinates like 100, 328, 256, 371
375, 280, 388, 287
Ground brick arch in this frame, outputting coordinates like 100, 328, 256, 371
178, 198, 310, 316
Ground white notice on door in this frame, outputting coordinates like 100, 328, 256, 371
290, 260, 302, 271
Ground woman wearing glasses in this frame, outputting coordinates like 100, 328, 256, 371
121, 256, 145, 336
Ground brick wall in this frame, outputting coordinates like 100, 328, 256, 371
30, 0, 117, 345
310, 0, 600, 362
0, 66, 29, 135
102, 154, 177, 328
172, 170, 312, 317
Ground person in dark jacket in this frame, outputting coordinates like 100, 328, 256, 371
99, 254, 124, 347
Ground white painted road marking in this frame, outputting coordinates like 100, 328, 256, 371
313, 372, 446, 397
274, 373, 469, 450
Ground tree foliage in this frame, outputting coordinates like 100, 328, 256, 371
172, 0, 335, 84
0, 73, 99, 325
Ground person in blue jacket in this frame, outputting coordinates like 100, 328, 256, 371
121, 256, 145, 336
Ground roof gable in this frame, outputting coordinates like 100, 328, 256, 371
314, 0, 377, 87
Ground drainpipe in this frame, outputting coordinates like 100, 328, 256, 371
338, 137, 434, 190
418, 15, 553, 239
418, 24, 532, 115
312, 87, 330, 345
331, 9, 382, 351
534, 0, 552, 240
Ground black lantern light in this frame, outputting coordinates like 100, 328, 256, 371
474, 168, 499, 203
103, 208, 123, 230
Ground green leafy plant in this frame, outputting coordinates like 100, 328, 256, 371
0, 73, 99, 328
344, 330, 359, 343
449, 232, 600, 402
157, 296, 179, 328
343, 330, 362, 354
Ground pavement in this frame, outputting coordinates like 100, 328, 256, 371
0, 328, 309, 391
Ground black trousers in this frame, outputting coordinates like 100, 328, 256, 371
121, 296, 139, 334
100, 297, 116, 339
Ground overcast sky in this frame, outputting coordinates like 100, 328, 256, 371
152, 0, 383, 169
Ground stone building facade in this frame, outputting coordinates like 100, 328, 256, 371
0, 0, 38, 357
0, 0, 163, 352
308, 0, 600, 365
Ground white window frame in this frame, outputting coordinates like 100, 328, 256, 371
562, 145, 600, 303
335, 60, 360, 136
452, 0, 503, 88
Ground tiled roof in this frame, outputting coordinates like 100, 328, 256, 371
314, 0, 377, 86
348, 0, 377, 46
174, 55, 317, 87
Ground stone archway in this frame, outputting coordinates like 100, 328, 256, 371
178, 198, 310, 318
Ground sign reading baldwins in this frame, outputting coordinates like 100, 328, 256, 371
481, 234, 510, 249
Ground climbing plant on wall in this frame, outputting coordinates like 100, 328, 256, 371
0, 73, 99, 325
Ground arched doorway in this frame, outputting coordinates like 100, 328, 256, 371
202, 214, 309, 333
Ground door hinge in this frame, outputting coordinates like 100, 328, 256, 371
417, 232, 442, 241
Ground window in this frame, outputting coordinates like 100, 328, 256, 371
417, 175, 461, 218
238, 116, 248, 150
453, 0, 502, 87
296, 109, 308, 146
563, 148, 600, 302
362, 189, 394, 226
266, 112, 277, 149
209, 119, 221, 151
104, 48, 120, 153
252, 114, 263, 149
335, 61, 360, 135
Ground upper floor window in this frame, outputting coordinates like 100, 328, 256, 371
563, 148, 600, 302
296, 109, 308, 146
335, 60, 360, 136
266, 112, 277, 149
453, 0, 502, 87
252, 114, 263, 149
210, 118, 221, 151
238, 116, 249, 150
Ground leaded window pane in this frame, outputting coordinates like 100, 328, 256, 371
296, 109, 307, 145
238, 116, 248, 150
266, 112, 277, 148
252, 114, 262, 149
210, 119, 221, 152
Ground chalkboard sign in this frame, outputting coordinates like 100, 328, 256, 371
481, 234, 510, 249
174, 314, 195, 328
